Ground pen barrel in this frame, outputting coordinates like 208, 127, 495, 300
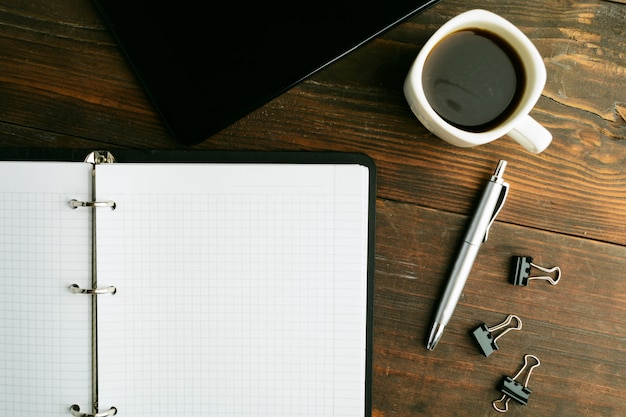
436, 242, 481, 321
435, 178, 505, 324
427, 161, 508, 349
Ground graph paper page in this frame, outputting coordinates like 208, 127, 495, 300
0, 162, 92, 416
96, 162, 370, 416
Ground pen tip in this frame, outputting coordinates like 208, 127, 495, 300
426, 323, 444, 351
494, 160, 507, 177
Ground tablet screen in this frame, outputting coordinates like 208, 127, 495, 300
93, 0, 440, 144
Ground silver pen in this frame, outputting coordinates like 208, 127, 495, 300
427, 160, 510, 350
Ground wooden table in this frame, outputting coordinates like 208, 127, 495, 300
2, 0, 625, 415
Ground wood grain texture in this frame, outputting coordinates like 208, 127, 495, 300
1, 0, 625, 415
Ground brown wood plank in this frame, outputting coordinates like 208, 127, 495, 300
0, 2, 171, 146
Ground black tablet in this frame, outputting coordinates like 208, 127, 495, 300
93, 0, 440, 144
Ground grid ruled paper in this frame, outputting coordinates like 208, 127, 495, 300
0, 162, 93, 416
95, 163, 370, 416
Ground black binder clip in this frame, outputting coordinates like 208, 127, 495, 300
492, 354, 541, 413
472, 314, 522, 357
510, 256, 561, 286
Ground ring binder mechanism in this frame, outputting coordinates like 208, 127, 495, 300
69, 284, 117, 295
69, 151, 118, 416
70, 404, 117, 417
493, 354, 541, 412
472, 314, 522, 357
510, 256, 561, 286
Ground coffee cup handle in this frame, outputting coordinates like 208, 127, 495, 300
507, 115, 552, 154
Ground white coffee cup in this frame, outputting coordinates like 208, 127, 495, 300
403, 9, 551, 153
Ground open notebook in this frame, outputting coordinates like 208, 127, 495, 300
0, 150, 375, 417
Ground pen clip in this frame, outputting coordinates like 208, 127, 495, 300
484, 182, 509, 242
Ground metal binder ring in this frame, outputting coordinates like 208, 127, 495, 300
69, 199, 117, 210
69, 284, 117, 295
70, 404, 117, 417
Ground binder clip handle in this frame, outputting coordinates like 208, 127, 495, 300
511, 256, 561, 286
512, 354, 541, 387
472, 314, 522, 357
493, 394, 511, 413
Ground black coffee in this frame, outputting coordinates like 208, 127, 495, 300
422, 29, 525, 131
